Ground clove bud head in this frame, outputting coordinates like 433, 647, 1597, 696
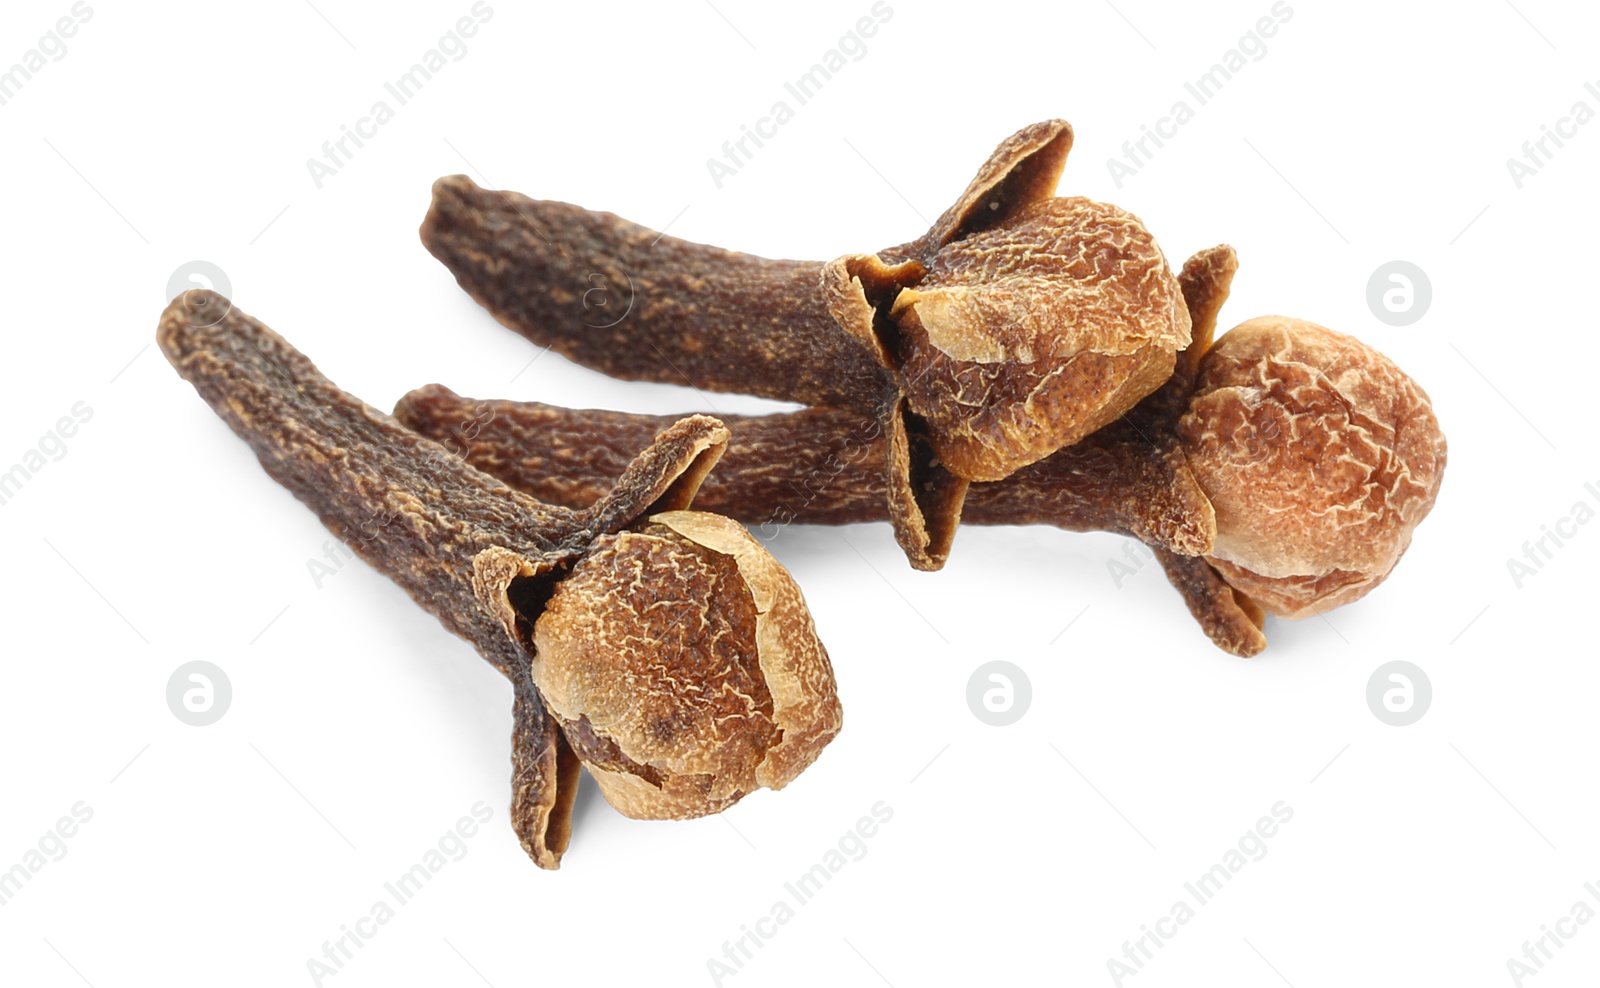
1178, 317, 1447, 618
889, 196, 1192, 482
530, 511, 841, 820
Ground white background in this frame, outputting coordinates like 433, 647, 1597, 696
1, 1, 1597, 985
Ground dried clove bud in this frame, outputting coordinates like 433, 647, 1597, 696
533, 511, 837, 818
1178, 316, 1447, 619
420, 119, 1191, 569
396, 247, 1447, 656
158, 291, 840, 868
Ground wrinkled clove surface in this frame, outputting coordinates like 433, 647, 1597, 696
158, 291, 840, 867
1178, 315, 1447, 620
397, 246, 1447, 657
421, 119, 1192, 569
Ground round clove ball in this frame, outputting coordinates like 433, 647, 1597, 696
891, 197, 1192, 482
1178, 316, 1447, 618
530, 511, 842, 820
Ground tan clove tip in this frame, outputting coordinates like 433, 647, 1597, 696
1178, 317, 1447, 619
530, 511, 841, 820
890, 197, 1192, 481
875, 119, 1190, 482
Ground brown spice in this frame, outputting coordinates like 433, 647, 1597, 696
1179, 316, 1447, 619
158, 290, 841, 868
420, 119, 1192, 569
396, 246, 1447, 656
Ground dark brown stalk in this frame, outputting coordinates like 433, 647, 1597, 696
157, 290, 807, 867
390, 384, 1212, 552
421, 179, 894, 416
420, 120, 1194, 569
397, 246, 1269, 656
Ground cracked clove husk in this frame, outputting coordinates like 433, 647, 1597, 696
396, 246, 1446, 657
158, 290, 841, 868
420, 119, 1192, 570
